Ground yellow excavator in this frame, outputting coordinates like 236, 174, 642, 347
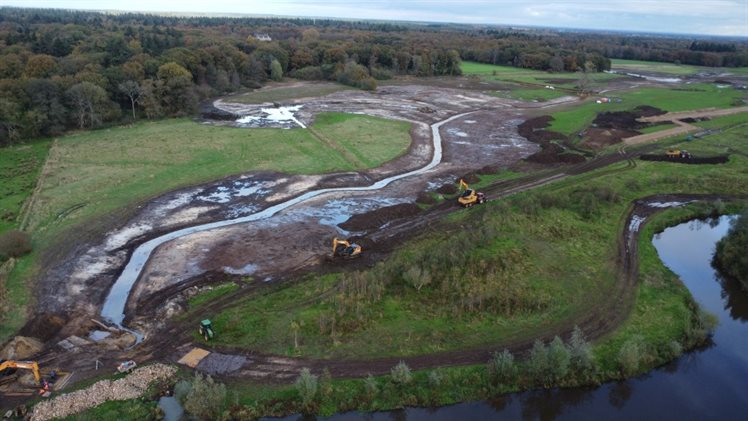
666, 149, 692, 159
332, 237, 362, 259
457, 179, 486, 207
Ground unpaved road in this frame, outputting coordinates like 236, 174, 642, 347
5, 76, 735, 407
624, 106, 748, 145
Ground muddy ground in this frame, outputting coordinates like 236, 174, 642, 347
3, 72, 723, 407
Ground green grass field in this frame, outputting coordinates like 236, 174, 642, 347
549, 84, 745, 136
0, 113, 412, 343
461, 61, 620, 87
227, 83, 354, 104
610, 59, 702, 76
0, 140, 51, 235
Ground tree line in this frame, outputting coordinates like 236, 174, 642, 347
1, 7, 746, 145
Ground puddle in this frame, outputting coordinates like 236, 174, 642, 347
158, 396, 184, 421
648, 201, 692, 208
223, 263, 258, 275
447, 128, 468, 137
197, 179, 269, 204
236, 105, 306, 128
606, 70, 682, 83
88, 330, 111, 342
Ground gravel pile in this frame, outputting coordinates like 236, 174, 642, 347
30, 364, 176, 421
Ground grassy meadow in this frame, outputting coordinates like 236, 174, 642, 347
0, 113, 412, 342
226, 83, 354, 104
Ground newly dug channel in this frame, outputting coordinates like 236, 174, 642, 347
3, 72, 747, 418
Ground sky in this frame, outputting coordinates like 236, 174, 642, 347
0, 0, 746, 37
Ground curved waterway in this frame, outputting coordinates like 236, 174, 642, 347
100, 112, 472, 330
269, 215, 748, 420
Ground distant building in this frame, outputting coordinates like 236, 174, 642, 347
253, 33, 272, 42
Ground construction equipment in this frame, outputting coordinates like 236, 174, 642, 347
117, 360, 137, 374
332, 237, 362, 259
0, 360, 41, 386
457, 179, 486, 207
666, 149, 692, 159
199, 319, 215, 341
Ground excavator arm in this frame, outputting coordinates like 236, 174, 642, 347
459, 179, 469, 191
0, 360, 41, 384
332, 238, 351, 255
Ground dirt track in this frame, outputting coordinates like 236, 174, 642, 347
6, 75, 740, 408
624, 106, 748, 145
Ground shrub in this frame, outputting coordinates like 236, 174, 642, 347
428, 370, 443, 387
358, 76, 378, 91
487, 349, 516, 385
0, 230, 32, 258
319, 368, 333, 398
295, 368, 318, 411
173, 379, 192, 404
713, 210, 748, 289
390, 361, 413, 386
370, 67, 393, 80
183, 373, 227, 420
685, 307, 718, 345
547, 336, 570, 382
618, 336, 643, 377
364, 374, 379, 399
270, 59, 283, 81
568, 326, 596, 380
289, 66, 323, 80
527, 339, 549, 386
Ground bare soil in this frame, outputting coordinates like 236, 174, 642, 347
4, 76, 721, 408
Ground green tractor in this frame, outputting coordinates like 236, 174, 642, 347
199, 319, 215, 341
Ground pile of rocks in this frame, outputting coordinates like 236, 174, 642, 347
30, 364, 176, 421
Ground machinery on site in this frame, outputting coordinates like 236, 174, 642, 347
199, 319, 215, 341
0, 360, 41, 385
332, 237, 362, 259
117, 360, 137, 374
457, 179, 486, 207
666, 149, 692, 159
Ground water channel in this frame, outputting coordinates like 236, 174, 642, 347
270, 215, 747, 420
100, 111, 472, 330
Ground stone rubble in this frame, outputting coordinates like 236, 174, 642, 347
30, 363, 176, 421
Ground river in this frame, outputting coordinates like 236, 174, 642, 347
271, 215, 748, 420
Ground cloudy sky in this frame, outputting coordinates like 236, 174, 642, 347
1, 0, 746, 36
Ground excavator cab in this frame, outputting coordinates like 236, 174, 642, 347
457, 179, 486, 207
332, 238, 362, 259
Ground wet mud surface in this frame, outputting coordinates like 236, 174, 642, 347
7, 74, 730, 404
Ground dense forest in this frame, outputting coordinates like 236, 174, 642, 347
0, 7, 746, 144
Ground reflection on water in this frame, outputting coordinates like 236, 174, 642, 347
265, 216, 748, 420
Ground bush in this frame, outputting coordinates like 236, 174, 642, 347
618, 336, 643, 377
713, 210, 748, 289
370, 67, 393, 80
290, 66, 323, 80
428, 370, 443, 387
173, 379, 192, 404
390, 361, 413, 386
568, 326, 596, 380
358, 76, 378, 91
295, 368, 318, 411
270, 59, 283, 81
183, 373, 227, 420
487, 349, 516, 385
527, 340, 549, 386
547, 336, 570, 382
0, 230, 32, 258
364, 374, 379, 400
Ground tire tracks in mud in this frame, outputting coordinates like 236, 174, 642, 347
133, 146, 705, 381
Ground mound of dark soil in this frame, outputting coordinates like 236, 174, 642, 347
460, 173, 480, 184
640, 154, 729, 164
200, 103, 239, 121
526, 143, 585, 164
633, 105, 667, 118
339, 203, 422, 231
436, 184, 458, 195
18, 313, 66, 342
519, 116, 585, 164
478, 164, 503, 175
416, 192, 436, 205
